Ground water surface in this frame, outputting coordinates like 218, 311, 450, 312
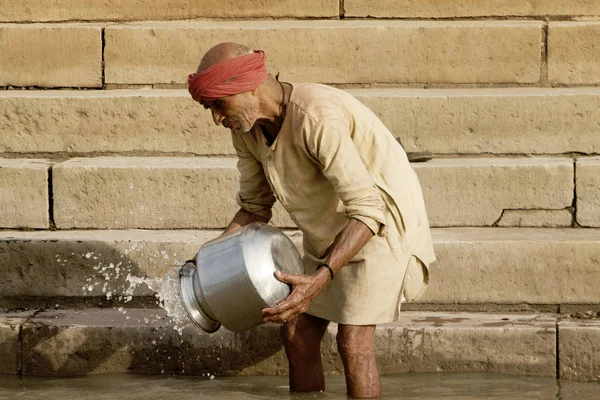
1, 373, 599, 399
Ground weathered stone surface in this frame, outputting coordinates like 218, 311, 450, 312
20, 309, 286, 376
3, 88, 600, 155
559, 319, 600, 380
19, 309, 556, 376
0, 25, 102, 87
0, 312, 28, 374
0, 90, 230, 155
414, 158, 573, 227
352, 88, 600, 155
105, 21, 542, 85
52, 157, 293, 229
549, 22, 600, 85
0, 229, 222, 298
2, 228, 600, 306
422, 228, 600, 304
0, 159, 52, 229
495, 209, 572, 228
0, 0, 339, 22
576, 157, 600, 227
51, 157, 573, 229
345, 0, 600, 18
372, 312, 556, 376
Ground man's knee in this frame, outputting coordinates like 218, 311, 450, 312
281, 314, 329, 353
336, 324, 376, 359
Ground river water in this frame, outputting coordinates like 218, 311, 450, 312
1, 372, 599, 399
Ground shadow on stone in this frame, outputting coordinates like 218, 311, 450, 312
3, 239, 284, 376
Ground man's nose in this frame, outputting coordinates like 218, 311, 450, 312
211, 109, 224, 126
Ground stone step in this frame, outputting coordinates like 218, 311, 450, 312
4, 156, 593, 230
1, 228, 599, 307
2, 88, 600, 156
1, 0, 339, 22
46, 156, 574, 229
0, 309, 559, 377
345, 1, 600, 18
6, 0, 599, 22
1, 21, 595, 87
103, 20, 542, 85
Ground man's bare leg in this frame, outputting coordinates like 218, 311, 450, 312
337, 324, 381, 398
280, 313, 330, 392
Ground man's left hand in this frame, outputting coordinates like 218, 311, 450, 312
261, 269, 330, 324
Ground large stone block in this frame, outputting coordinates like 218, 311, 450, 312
3, 88, 600, 155
105, 21, 542, 85
576, 157, 600, 227
559, 319, 600, 380
52, 157, 293, 229
414, 158, 573, 227
51, 157, 573, 229
2, 228, 599, 306
345, 0, 600, 18
423, 228, 600, 304
0, 159, 52, 229
354, 88, 600, 155
0, 25, 102, 87
549, 22, 600, 85
19, 309, 556, 377
0, 90, 229, 155
0, 0, 339, 22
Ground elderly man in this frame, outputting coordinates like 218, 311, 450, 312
188, 42, 436, 398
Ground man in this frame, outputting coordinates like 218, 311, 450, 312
188, 42, 436, 398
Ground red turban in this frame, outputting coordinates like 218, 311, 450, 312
188, 50, 268, 102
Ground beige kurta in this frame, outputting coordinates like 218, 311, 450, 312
232, 83, 436, 325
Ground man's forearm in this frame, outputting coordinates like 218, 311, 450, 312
321, 218, 375, 278
222, 208, 270, 236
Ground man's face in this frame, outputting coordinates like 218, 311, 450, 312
200, 91, 259, 135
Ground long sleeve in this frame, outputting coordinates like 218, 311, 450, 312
231, 131, 276, 220
306, 116, 386, 235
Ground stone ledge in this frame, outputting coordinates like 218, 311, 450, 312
13, 309, 556, 376
1, 228, 599, 305
3, 88, 600, 155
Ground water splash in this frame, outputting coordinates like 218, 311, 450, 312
81, 250, 192, 335
125, 267, 191, 335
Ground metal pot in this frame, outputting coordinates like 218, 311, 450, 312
179, 222, 303, 333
